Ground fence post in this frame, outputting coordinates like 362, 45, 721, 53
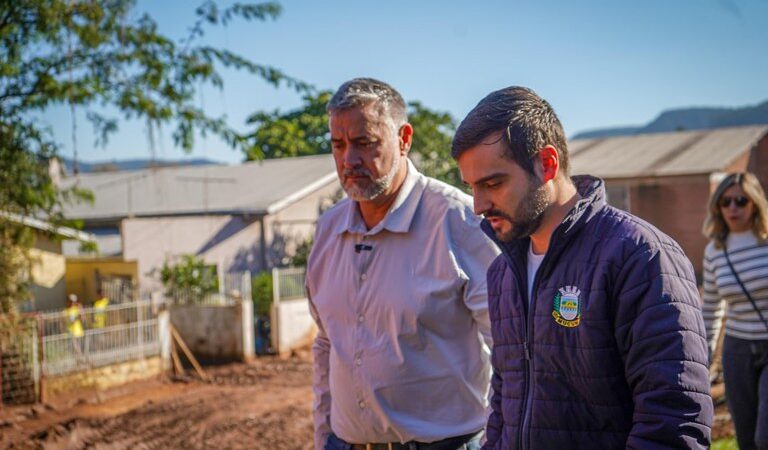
137, 301, 144, 359
36, 314, 44, 403
271, 267, 280, 355
241, 299, 254, 361
158, 310, 171, 372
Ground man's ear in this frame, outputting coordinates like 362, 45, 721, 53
535, 145, 560, 183
399, 123, 413, 155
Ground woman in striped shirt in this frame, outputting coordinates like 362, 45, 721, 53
703, 172, 768, 450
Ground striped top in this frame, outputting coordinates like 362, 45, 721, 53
703, 231, 768, 353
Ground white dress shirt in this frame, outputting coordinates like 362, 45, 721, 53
307, 160, 498, 449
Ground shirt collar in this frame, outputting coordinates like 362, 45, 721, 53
334, 159, 426, 236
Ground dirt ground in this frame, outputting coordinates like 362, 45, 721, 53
1, 357, 734, 450
0, 354, 314, 450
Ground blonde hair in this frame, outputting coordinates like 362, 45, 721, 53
703, 172, 768, 248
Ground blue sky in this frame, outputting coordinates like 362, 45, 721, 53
41, 0, 768, 165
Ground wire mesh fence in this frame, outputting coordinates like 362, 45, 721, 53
0, 318, 40, 405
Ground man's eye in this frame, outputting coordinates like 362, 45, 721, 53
486, 181, 501, 189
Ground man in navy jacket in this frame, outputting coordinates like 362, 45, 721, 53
452, 86, 712, 449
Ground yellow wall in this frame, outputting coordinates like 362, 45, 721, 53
65, 258, 139, 304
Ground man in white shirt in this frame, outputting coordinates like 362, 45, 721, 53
306, 78, 499, 450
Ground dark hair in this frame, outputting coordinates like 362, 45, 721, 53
327, 78, 408, 126
451, 86, 569, 176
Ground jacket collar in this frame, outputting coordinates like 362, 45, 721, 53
481, 175, 607, 261
334, 159, 426, 236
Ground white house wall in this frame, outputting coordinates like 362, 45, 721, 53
121, 215, 263, 291
264, 181, 342, 267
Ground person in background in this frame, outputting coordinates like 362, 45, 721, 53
703, 172, 768, 450
64, 293, 85, 358
93, 288, 109, 329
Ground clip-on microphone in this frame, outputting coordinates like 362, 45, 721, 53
354, 243, 373, 253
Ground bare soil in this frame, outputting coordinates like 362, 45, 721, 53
0, 358, 734, 449
0, 355, 314, 450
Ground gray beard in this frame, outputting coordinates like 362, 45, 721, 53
344, 154, 401, 202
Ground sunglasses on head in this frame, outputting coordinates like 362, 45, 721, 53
719, 196, 750, 208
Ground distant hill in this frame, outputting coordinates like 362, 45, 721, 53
573, 100, 768, 139
59, 157, 220, 174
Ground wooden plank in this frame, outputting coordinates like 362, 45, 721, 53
170, 326, 208, 381
170, 340, 184, 376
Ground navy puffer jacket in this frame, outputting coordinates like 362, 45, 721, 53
482, 176, 712, 449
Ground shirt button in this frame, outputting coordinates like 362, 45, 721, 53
358, 315, 364, 323
355, 358, 362, 366
361, 273, 367, 280
358, 400, 366, 409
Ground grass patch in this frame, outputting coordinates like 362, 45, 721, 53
712, 437, 737, 450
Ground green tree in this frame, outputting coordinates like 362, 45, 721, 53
251, 271, 272, 316
289, 236, 313, 267
0, 0, 305, 313
160, 255, 219, 303
245, 91, 332, 160
407, 101, 461, 188
244, 92, 462, 187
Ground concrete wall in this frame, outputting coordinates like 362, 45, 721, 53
43, 356, 164, 400
271, 298, 317, 357
169, 300, 254, 362
29, 233, 66, 311
64, 258, 138, 304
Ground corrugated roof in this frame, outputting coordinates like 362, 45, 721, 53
569, 125, 768, 179
60, 154, 339, 220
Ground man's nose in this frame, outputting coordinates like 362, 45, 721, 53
343, 147, 361, 168
473, 193, 491, 217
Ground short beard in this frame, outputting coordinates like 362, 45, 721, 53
494, 175, 549, 242
343, 152, 401, 202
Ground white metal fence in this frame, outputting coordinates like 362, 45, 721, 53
37, 300, 161, 377
166, 271, 251, 306
272, 267, 306, 302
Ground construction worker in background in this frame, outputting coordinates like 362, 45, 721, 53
65, 294, 84, 337
65, 294, 85, 359
93, 289, 109, 329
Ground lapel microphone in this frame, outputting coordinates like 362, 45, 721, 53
354, 243, 373, 253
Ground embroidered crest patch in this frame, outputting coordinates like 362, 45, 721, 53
552, 286, 581, 328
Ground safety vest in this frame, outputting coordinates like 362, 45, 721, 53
65, 305, 84, 337
93, 297, 109, 328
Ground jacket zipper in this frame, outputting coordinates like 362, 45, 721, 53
518, 245, 553, 450
489, 224, 565, 450
520, 270, 535, 450
497, 244, 534, 450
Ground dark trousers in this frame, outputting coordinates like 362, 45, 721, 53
723, 335, 768, 450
